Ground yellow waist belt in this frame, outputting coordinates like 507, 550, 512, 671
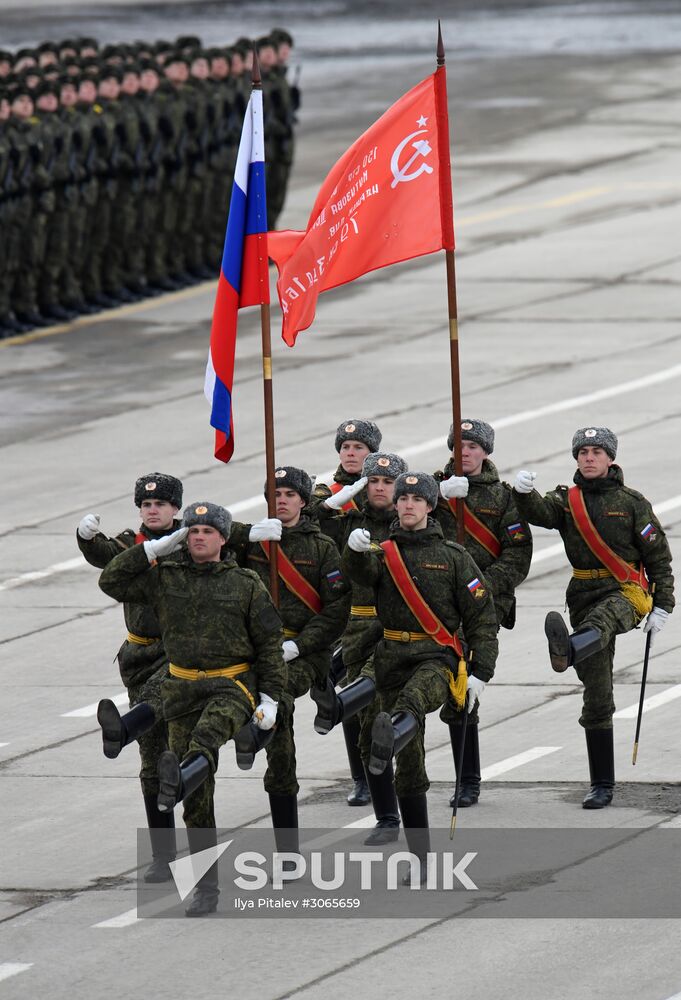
283, 628, 299, 639
169, 662, 255, 709
127, 631, 157, 645
351, 605, 377, 617
572, 562, 639, 581
383, 628, 431, 643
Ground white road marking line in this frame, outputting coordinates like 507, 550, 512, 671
0, 964, 33, 982
614, 684, 681, 720
481, 746, 561, 780
61, 692, 127, 718
0, 742, 9, 748
93, 907, 140, 928
661, 993, 681, 1000
3, 365, 681, 595
343, 814, 378, 829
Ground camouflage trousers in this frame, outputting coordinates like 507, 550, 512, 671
569, 591, 640, 730
377, 661, 450, 797
162, 674, 254, 828
128, 664, 169, 797
264, 658, 317, 797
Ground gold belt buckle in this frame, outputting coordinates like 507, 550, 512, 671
400, 631, 410, 642
590, 569, 600, 579
196, 669, 207, 679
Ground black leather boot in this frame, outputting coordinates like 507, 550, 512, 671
268, 792, 299, 874
97, 700, 155, 759
157, 751, 211, 813
344, 715, 370, 805
448, 723, 481, 807
397, 793, 430, 885
312, 674, 375, 735
364, 762, 400, 845
583, 728, 615, 809
233, 720, 276, 769
184, 826, 220, 916
142, 793, 176, 882
544, 612, 602, 672
369, 711, 419, 775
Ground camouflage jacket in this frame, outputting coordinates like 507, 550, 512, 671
228, 517, 350, 665
513, 465, 674, 615
77, 519, 182, 687
98, 544, 285, 701
342, 518, 499, 689
322, 502, 395, 667
433, 458, 532, 627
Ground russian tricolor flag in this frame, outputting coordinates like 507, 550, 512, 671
204, 86, 269, 462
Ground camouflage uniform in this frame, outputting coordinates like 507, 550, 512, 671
342, 517, 498, 796
514, 465, 674, 729
99, 543, 285, 827
78, 519, 181, 795
230, 515, 351, 795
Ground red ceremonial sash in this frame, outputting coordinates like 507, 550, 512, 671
260, 542, 323, 614
330, 480, 359, 512
380, 540, 464, 657
447, 500, 502, 558
134, 532, 147, 545
567, 486, 648, 589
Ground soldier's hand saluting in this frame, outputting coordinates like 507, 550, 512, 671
77, 513, 101, 540
439, 475, 469, 500
143, 527, 189, 563
514, 470, 537, 493
324, 477, 368, 509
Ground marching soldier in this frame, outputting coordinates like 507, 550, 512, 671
228, 466, 351, 856
342, 472, 498, 881
513, 427, 674, 808
433, 419, 532, 808
310, 452, 408, 842
98, 501, 285, 915
77, 473, 183, 884
310, 418, 383, 518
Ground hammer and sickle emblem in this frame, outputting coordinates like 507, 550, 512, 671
390, 129, 434, 189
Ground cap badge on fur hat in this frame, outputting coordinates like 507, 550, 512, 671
345, 423, 355, 433
405, 475, 418, 485
461, 421, 473, 430
585, 429, 597, 437
195, 505, 208, 515
378, 457, 390, 467
275, 469, 287, 477
145, 482, 156, 491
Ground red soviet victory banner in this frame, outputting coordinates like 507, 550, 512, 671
268, 68, 454, 346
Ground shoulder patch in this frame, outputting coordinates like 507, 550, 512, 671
640, 523, 657, 543
466, 577, 486, 600
506, 522, 527, 542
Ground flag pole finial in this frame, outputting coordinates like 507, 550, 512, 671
437, 20, 445, 67
251, 43, 262, 86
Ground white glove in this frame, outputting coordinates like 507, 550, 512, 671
282, 640, 300, 663
142, 526, 189, 563
348, 528, 372, 553
78, 513, 100, 540
467, 675, 486, 713
248, 517, 283, 542
439, 475, 469, 500
253, 693, 278, 730
643, 607, 669, 646
514, 470, 536, 494
324, 477, 368, 510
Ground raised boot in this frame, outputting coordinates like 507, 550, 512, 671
448, 723, 481, 808
157, 751, 211, 813
582, 728, 615, 809
184, 826, 220, 917
344, 715, 370, 805
268, 792, 299, 874
97, 700, 155, 759
544, 612, 602, 672
369, 711, 419, 775
310, 676, 342, 734
397, 793, 430, 885
311, 674, 375, 735
364, 762, 400, 845
233, 721, 276, 770
142, 793, 176, 882
330, 644, 347, 685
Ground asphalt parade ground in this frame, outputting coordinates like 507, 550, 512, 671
1, 2, 680, 998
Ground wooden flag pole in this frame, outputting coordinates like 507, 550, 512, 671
252, 49, 279, 605
436, 23, 465, 545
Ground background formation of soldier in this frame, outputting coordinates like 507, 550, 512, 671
0, 29, 299, 337
77, 417, 674, 915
